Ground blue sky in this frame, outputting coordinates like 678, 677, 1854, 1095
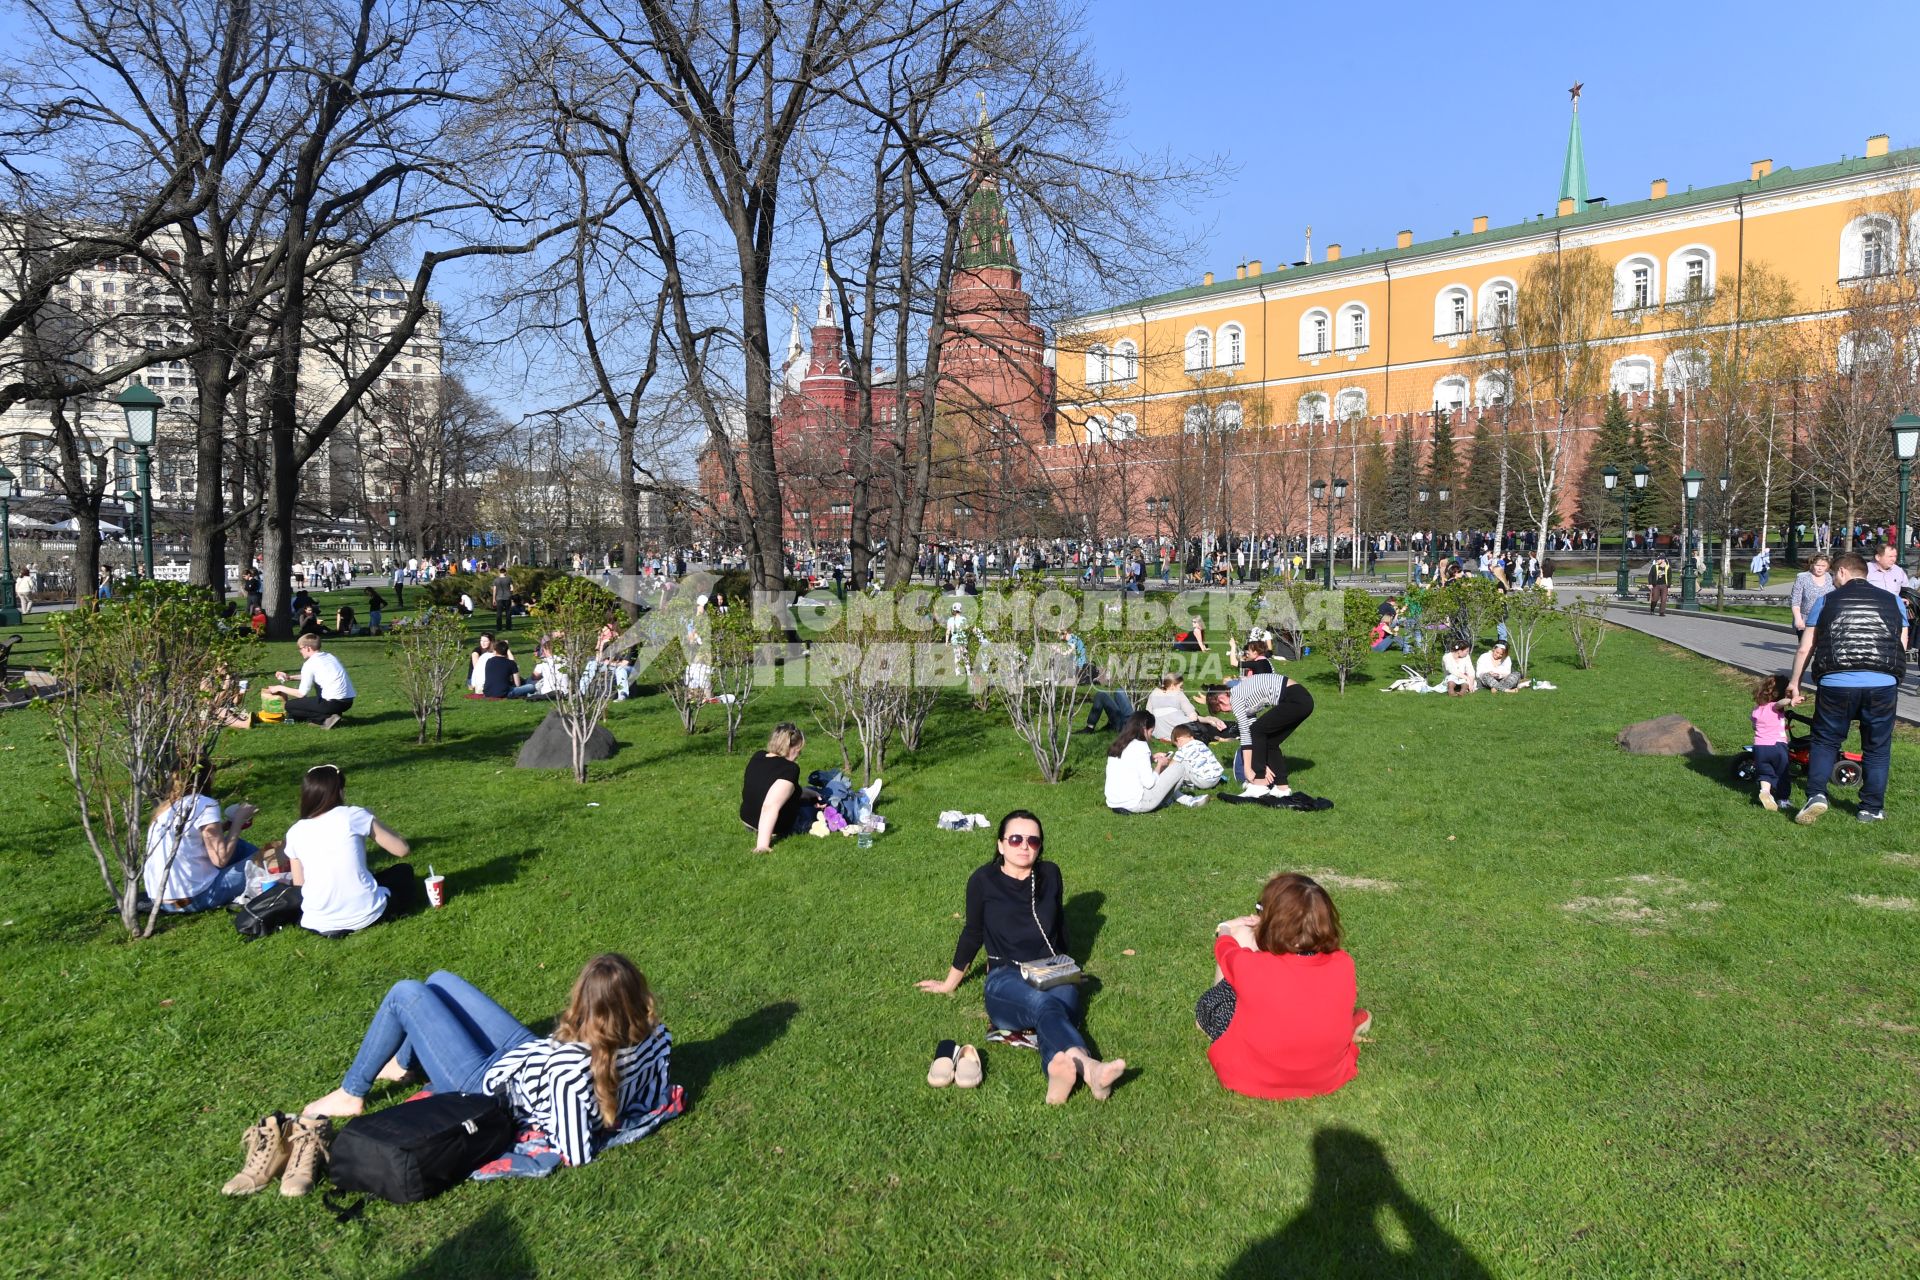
1085, 0, 1920, 291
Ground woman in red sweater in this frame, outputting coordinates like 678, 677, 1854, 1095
1197, 873, 1369, 1099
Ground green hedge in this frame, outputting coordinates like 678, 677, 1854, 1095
421, 566, 564, 609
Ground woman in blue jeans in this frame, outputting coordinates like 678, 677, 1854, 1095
917, 811, 1127, 1104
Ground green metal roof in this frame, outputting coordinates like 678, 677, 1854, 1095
1083, 145, 1920, 320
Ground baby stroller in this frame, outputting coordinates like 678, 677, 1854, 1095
1732, 709, 1864, 789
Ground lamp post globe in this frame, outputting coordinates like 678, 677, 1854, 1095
1891, 413, 1920, 572
0, 463, 17, 624
113, 384, 161, 579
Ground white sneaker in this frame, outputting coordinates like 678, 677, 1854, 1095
1239, 784, 1271, 799
1176, 794, 1209, 808
862, 779, 883, 805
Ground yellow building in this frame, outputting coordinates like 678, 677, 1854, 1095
1056, 103, 1919, 443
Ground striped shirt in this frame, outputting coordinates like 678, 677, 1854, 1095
482, 1024, 672, 1167
1230, 673, 1288, 746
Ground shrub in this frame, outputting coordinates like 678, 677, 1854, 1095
1313, 589, 1379, 694
386, 608, 468, 744
41, 583, 258, 936
422, 566, 564, 610
1501, 586, 1557, 675
1564, 596, 1611, 669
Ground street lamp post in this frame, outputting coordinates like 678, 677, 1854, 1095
1431, 486, 1450, 579
1703, 471, 1729, 589
1414, 487, 1428, 584
114, 385, 161, 580
0, 464, 18, 624
1604, 464, 1649, 598
1681, 469, 1703, 610
119, 489, 144, 582
1311, 477, 1347, 590
387, 506, 398, 559
1891, 413, 1920, 572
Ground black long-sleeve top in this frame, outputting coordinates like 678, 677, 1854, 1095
952, 860, 1069, 971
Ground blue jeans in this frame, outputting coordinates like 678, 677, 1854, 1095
506, 682, 543, 699
1752, 743, 1790, 802
1371, 636, 1408, 653
341, 971, 535, 1098
160, 839, 258, 912
1084, 688, 1134, 731
1807, 683, 1896, 811
983, 966, 1087, 1071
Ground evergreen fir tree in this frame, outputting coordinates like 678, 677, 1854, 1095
1386, 426, 1417, 531
1638, 399, 1682, 532
1462, 418, 1502, 533
1425, 411, 1460, 548
1576, 392, 1638, 532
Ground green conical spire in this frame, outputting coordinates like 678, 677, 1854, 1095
1559, 83, 1589, 208
960, 93, 1017, 271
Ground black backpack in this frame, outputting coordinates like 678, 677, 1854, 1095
232, 883, 301, 940
326, 1093, 515, 1212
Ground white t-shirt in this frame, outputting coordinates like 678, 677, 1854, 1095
142, 794, 225, 900
287, 805, 386, 933
534, 658, 570, 696
1443, 651, 1474, 683
297, 651, 357, 701
1476, 651, 1512, 680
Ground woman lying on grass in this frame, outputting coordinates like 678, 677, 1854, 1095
1197, 873, 1368, 1100
273, 956, 671, 1187
917, 810, 1127, 1104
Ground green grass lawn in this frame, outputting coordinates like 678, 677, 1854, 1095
1, 610, 1916, 1278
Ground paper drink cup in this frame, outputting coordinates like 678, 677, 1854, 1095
425, 875, 447, 908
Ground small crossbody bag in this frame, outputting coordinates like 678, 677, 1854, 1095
1016, 870, 1083, 991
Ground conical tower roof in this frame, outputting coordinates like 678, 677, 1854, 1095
1560, 83, 1589, 207
961, 94, 1017, 271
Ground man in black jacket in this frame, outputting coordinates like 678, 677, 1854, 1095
1786, 552, 1907, 824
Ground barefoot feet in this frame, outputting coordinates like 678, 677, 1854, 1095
1084, 1056, 1125, 1101
1045, 1053, 1077, 1105
375, 1056, 413, 1084
302, 1088, 366, 1119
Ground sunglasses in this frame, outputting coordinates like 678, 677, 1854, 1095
1001, 832, 1043, 849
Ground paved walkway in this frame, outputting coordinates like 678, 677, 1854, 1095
1602, 603, 1920, 725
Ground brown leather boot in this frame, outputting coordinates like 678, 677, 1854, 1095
221, 1112, 292, 1196
279, 1115, 332, 1197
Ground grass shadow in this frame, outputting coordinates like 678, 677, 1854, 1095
1681, 752, 1753, 797
1223, 1128, 1491, 1279
396, 1204, 533, 1280
447, 848, 541, 897
673, 1001, 801, 1108
1065, 890, 1105, 964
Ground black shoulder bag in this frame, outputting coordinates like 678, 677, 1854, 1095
324, 1092, 515, 1219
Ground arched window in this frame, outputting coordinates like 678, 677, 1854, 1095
1183, 404, 1208, 435
1838, 329, 1893, 375
1479, 280, 1516, 329
1433, 376, 1469, 413
1114, 340, 1138, 381
1298, 392, 1328, 424
1610, 356, 1655, 395
1841, 214, 1898, 280
1337, 304, 1368, 351
1219, 324, 1245, 367
1664, 348, 1709, 391
1085, 344, 1109, 385
1185, 328, 1212, 372
1334, 387, 1367, 420
1112, 413, 1138, 440
1615, 255, 1658, 310
1435, 286, 1472, 337
1217, 401, 1243, 430
1299, 309, 1331, 357
1085, 415, 1108, 444
1668, 246, 1714, 302
1474, 372, 1510, 408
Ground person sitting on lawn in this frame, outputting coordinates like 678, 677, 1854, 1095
1104, 711, 1202, 813
262, 955, 670, 1197
334, 603, 358, 636
1145, 672, 1230, 742
508, 643, 571, 700
592, 616, 633, 700
741, 722, 820, 853
286, 763, 415, 938
1196, 872, 1367, 1100
468, 632, 496, 694
1170, 723, 1225, 791
1370, 611, 1409, 653
263, 634, 356, 728
480, 638, 520, 699
295, 603, 328, 638
916, 810, 1127, 1105
1475, 642, 1527, 692
1173, 614, 1209, 653
141, 757, 260, 913
1441, 641, 1475, 696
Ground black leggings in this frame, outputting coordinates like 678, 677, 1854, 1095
1247, 684, 1314, 784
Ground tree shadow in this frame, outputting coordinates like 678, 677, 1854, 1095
395, 1204, 534, 1280
672, 1000, 800, 1108
1065, 890, 1105, 964
1223, 1128, 1491, 1280
446, 847, 542, 897
1680, 752, 1755, 797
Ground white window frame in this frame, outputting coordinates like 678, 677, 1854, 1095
1085, 344, 1109, 385
1841, 214, 1898, 281
1609, 356, 1655, 395
1434, 285, 1472, 337
1299, 309, 1332, 357
1298, 392, 1328, 425
1113, 340, 1138, 382
1432, 376, 1469, 413
1336, 304, 1369, 352
1474, 372, 1511, 408
1479, 279, 1516, 329
1663, 348, 1710, 392
1667, 245, 1715, 302
1334, 387, 1367, 420
1218, 324, 1245, 367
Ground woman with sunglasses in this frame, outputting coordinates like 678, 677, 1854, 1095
917, 811, 1126, 1104
286, 764, 416, 937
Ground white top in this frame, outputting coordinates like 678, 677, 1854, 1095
142, 794, 225, 900
1104, 740, 1158, 808
534, 658, 570, 696
287, 805, 386, 933
1145, 689, 1192, 740
1476, 651, 1512, 679
1443, 651, 1474, 682
297, 651, 356, 701
469, 650, 489, 693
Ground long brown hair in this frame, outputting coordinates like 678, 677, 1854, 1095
1254, 873, 1343, 955
554, 954, 659, 1123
